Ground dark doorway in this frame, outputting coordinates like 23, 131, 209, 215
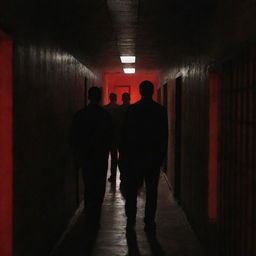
174, 76, 182, 201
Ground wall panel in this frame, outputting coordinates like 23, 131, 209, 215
0, 33, 13, 256
12, 39, 98, 256
160, 58, 209, 244
218, 45, 256, 256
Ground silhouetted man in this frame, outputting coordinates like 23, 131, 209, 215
104, 93, 119, 183
121, 81, 168, 234
117, 93, 131, 192
117, 93, 131, 123
70, 87, 112, 229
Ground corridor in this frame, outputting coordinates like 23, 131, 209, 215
0, 0, 256, 256
51, 171, 204, 256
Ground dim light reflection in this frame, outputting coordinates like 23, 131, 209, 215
120, 56, 136, 63
123, 68, 135, 74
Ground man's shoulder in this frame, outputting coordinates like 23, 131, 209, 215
91, 104, 111, 115
101, 106, 112, 117
126, 102, 138, 112
74, 105, 109, 116
118, 104, 130, 112
153, 101, 166, 111
74, 107, 86, 117
130, 100, 165, 110
104, 103, 119, 108
92, 105, 112, 121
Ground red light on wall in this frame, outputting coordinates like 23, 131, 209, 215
208, 73, 219, 222
0, 35, 13, 256
103, 73, 159, 105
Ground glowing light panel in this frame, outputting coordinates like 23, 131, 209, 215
123, 68, 135, 74
120, 56, 136, 63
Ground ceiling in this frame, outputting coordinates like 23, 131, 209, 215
0, 0, 216, 74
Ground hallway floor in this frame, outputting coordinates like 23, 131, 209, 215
51, 171, 204, 256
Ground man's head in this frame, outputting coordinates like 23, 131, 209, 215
88, 86, 101, 104
122, 93, 130, 105
109, 93, 117, 103
139, 80, 154, 98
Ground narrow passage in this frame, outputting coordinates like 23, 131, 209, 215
52, 170, 204, 256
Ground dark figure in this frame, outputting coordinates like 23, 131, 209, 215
70, 87, 112, 229
126, 230, 141, 256
121, 81, 168, 234
119, 92, 130, 111
117, 93, 131, 192
117, 93, 131, 131
104, 93, 119, 183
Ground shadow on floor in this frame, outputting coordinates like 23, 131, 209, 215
126, 230, 141, 256
52, 173, 204, 256
145, 232, 166, 256
51, 213, 99, 256
126, 230, 166, 256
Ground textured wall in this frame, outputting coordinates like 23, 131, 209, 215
218, 45, 256, 256
179, 61, 209, 241
12, 39, 99, 256
160, 58, 210, 245
158, 2, 256, 254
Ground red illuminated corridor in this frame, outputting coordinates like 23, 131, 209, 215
0, 1, 256, 256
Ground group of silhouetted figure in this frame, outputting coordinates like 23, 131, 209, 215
70, 80, 168, 254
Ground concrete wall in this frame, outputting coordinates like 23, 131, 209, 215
12, 39, 99, 256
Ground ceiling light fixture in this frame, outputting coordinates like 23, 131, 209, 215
120, 56, 136, 63
123, 68, 135, 74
